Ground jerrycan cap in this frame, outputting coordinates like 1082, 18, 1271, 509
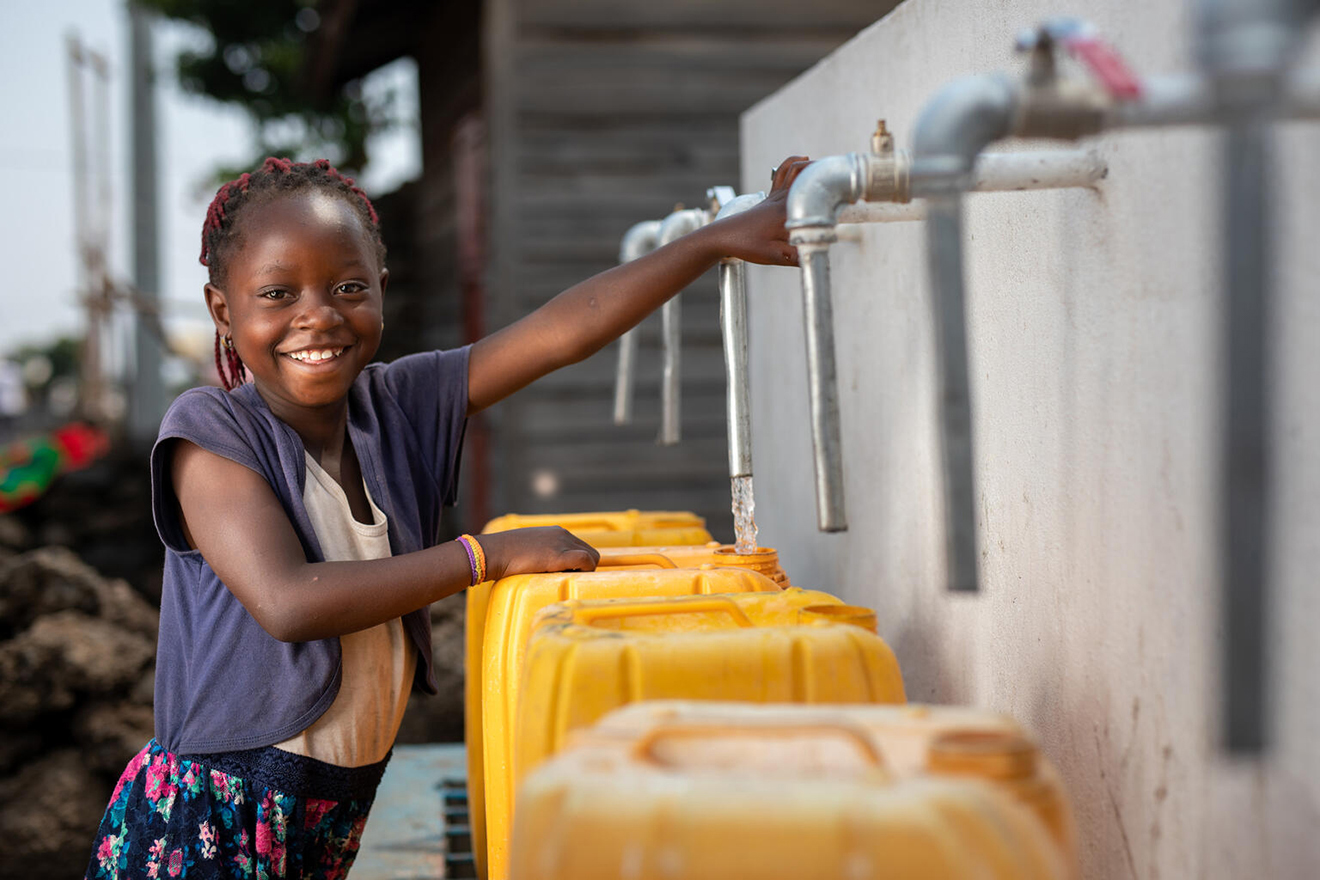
927, 730, 1038, 780
713, 545, 778, 561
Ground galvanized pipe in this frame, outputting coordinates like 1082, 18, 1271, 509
719, 258, 751, 476
784, 158, 873, 532
1219, 117, 1274, 754
784, 147, 909, 533
902, 6, 1320, 744
1103, 70, 1320, 129
613, 219, 664, 425
714, 192, 768, 479
655, 208, 710, 445
660, 292, 683, 445
923, 193, 980, 593
838, 148, 1107, 224
797, 241, 848, 532
1195, 0, 1307, 756
912, 73, 1020, 592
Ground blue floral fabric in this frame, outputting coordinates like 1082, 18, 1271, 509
86, 741, 378, 879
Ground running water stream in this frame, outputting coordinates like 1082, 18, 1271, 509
731, 475, 759, 555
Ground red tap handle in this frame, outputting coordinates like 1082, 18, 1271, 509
1061, 34, 1143, 100
1019, 18, 1144, 101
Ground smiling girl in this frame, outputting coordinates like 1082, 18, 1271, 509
85, 155, 807, 879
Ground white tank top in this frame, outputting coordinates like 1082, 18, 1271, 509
272, 452, 417, 767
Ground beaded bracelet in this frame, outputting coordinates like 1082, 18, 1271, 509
456, 534, 487, 585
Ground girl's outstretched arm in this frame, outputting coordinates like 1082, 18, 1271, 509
466, 156, 810, 413
170, 440, 598, 642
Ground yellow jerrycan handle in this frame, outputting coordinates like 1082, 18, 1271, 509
563, 519, 626, 532
632, 722, 890, 774
597, 553, 679, 569
797, 603, 878, 633
570, 595, 754, 627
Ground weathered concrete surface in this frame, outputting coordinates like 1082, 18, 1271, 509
354, 743, 467, 880
741, 1, 1320, 877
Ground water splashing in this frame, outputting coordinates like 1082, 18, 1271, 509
731, 475, 758, 555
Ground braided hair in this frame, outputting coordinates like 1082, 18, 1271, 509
199, 158, 386, 390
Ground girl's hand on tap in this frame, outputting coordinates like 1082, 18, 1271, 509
708, 154, 811, 267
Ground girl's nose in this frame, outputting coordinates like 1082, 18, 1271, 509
293, 294, 345, 330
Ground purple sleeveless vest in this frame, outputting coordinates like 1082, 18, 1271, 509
150, 347, 470, 753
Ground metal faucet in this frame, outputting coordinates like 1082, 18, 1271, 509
652, 206, 714, 446
785, 118, 1109, 540
909, 9, 1320, 748
713, 191, 769, 481
613, 219, 664, 426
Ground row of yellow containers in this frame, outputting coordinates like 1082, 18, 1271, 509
474, 510, 1077, 880
471, 509, 789, 877
516, 700, 1077, 880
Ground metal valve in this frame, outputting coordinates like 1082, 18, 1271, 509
1016, 17, 1142, 99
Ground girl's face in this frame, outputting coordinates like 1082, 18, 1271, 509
205, 190, 387, 424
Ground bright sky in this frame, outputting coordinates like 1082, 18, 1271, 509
0, 1, 418, 365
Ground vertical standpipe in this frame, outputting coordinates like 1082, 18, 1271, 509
921, 193, 980, 593
654, 208, 711, 445
719, 258, 752, 478
784, 153, 878, 534
796, 239, 848, 532
1195, 0, 1303, 755
713, 191, 768, 479
613, 219, 664, 425
911, 72, 1019, 591
786, 147, 1107, 539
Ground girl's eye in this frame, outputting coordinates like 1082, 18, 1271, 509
260, 289, 290, 301
337, 282, 366, 295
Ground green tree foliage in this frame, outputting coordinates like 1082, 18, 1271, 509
138, 0, 390, 176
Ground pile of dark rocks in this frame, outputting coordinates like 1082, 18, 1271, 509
0, 535, 158, 879
0, 448, 467, 877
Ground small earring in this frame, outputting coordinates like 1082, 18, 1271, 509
214, 330, 247, 391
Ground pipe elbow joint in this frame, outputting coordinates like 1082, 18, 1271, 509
714, 191, 767, 223
785, 153, 870, 236
913, 73, 1020, 192
619, 219, 663, 263
657, 208, 709, 246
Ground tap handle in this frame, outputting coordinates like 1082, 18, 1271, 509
1017, 18, 1142, 100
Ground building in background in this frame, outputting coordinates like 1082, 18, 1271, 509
304, 0, 891, 536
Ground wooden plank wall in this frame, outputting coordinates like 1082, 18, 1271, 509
483, 0, 892, 538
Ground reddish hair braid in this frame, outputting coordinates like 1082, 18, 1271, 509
213, 332, 247, 392
199, 157, 386, 392
198, 156, 384, 280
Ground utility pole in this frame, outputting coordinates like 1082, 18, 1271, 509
127, 2, 165, 444
66, 33, 112, 425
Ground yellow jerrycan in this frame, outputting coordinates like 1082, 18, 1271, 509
489, 590, 904, 880
597, 541, 791, 586
481, 508, 712, 547
509, 702, 1074, 880
575, 701, 1077, 870
466, 565, 780, 880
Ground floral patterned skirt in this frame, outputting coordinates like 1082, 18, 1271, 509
86, 740, 389, 880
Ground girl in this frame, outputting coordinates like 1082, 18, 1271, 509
86, 154, 808, 879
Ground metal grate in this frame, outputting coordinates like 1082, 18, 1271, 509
439, 777, 476, 878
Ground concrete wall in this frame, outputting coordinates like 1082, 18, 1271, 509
741, 1, 1319, 877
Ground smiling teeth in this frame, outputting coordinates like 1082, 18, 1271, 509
287, 348, 344, 362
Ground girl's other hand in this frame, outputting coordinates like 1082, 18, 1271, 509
707, 154, 811, 267
479, 526, 600, 581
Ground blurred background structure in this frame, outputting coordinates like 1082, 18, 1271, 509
0, 2, 890, 875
